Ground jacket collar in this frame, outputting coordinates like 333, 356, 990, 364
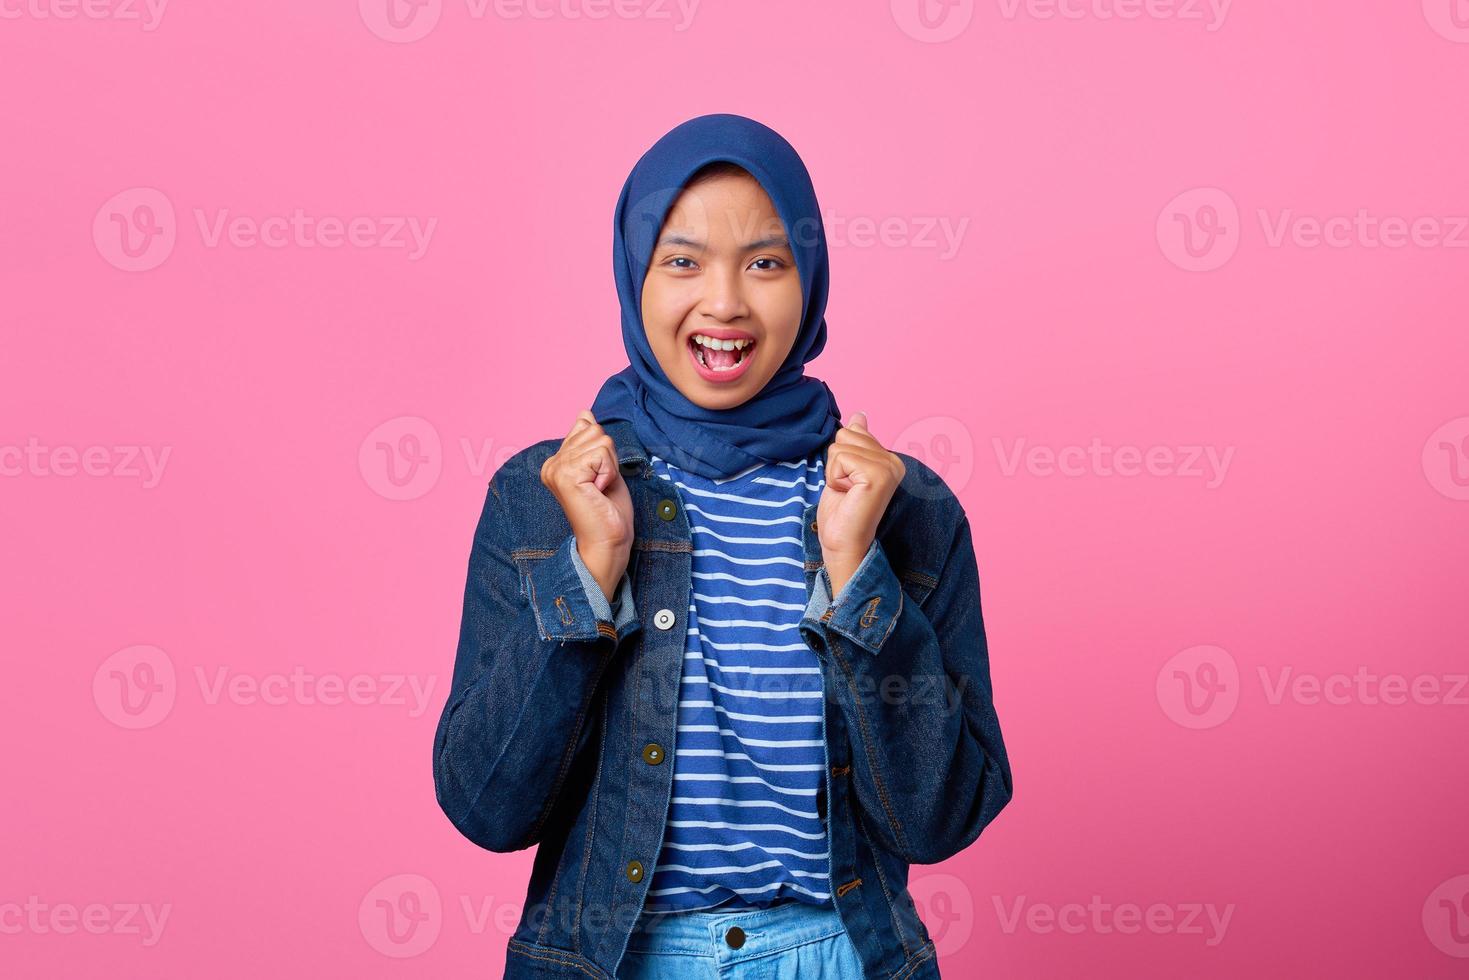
604, 419, 647, 470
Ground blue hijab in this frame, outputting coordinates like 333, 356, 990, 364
589, 113, 842, 480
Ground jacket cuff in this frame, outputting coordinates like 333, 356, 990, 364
520, 533, 639, 644
803, 538, 904, 656
568, 534, 639, 641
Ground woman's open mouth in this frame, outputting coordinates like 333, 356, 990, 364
687, 332, 756, 383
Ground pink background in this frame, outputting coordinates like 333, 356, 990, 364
3, 1, 1467, 977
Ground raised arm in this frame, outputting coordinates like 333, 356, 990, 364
802, 512, 1012, 865
432, 474, 639, 853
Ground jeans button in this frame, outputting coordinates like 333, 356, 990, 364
657, 498, 677, 521
653, 609, 676, 630
724, 925, 745, 949
642, 743, 665, 765
625, 860, 644, 882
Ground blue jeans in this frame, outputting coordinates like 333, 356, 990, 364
615, 899, 865, 979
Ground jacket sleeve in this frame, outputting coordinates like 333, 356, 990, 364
432, 476, 639, 853
801, 512, 1012, 865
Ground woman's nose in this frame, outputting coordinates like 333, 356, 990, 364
698, 266, 748, 320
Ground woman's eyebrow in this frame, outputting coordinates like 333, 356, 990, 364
744, 234, 791, 251
656, 234, 792, 251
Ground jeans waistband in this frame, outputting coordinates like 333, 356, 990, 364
624, 899, 845, 962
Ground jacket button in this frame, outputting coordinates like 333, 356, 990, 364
657, 498, 677, 521
810, 520, 818, 532
642, 743, 665, 765
625, 860, 644, 882
725, 925, 746, 949
653, 609, 676, 630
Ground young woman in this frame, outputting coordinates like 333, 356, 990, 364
433, 113, 1012, 980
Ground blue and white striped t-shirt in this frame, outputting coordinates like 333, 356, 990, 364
641, 451, 832, 914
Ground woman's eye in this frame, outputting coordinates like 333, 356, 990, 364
668, 256, 697, 270
750, 257, 784, 271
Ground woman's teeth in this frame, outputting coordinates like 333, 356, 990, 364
691, 334, 754, 372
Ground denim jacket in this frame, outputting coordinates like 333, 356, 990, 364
432, 419, 1013, 980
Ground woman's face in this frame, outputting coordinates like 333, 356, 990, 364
640, 172, 803, 410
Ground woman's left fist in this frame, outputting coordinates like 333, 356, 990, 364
817, 411, 906, 595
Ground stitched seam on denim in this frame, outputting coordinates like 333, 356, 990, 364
634, 538, 692, 553
531, 646, 605, 840
833, 694, 862, 883
900, 569, 937, 590
889, 941, 937, 980
829, 638, 868, 881
844, 577, 902, 655
627, 909, 847, 959
835, 877, 863, 898
536, 825, 570, 948
898, 575, 934, 607
534, 697, 597, 950
713, 924, 850, 962
619, 945, 707, 957
506, 939, 608, 979
568, 695, 608, 950
773, 923, 848, 952
613, 558, 649, 926
523, 552, 609, 643
524, 569, 551, 641
835, 751, 872, 960
875, 589, 903, 650
825, 557, 892, 655
858, 809, 916, 958
830, 636, 913, 859
526, 643, 612, 850
601, 549, 654, 975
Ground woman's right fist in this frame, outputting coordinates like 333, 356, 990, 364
540, 411, 634, 601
